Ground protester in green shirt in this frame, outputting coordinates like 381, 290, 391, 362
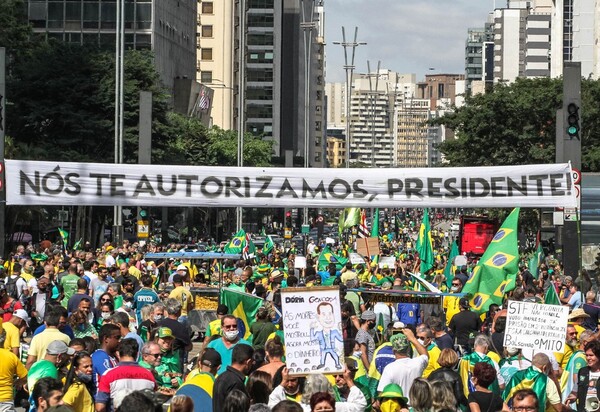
155, 327, 183, 388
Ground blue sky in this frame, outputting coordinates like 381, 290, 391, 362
324, 0, 494, 82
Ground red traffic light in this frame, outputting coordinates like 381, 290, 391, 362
285, 211, 291, 217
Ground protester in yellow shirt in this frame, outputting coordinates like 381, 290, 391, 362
168, 274, 194, 318
443, 278, 464, 326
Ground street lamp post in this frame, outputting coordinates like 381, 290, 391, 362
300, 0, 318, 226
333, 27, 366, 168
366, 60, 381, 168
236, 0, 246, 232
113, 0, 125, 244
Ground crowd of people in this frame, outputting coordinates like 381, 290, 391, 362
0, 233, 597, 412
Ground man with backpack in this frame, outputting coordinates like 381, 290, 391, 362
1, 263, 26, 322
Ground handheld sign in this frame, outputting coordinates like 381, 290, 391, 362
294, 256, 307, 269
349, 253, 366, 265
504, 300, 569, 353
281, 287, 344, 375
379, 256, 396, 269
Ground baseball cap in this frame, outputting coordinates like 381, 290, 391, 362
361, 310, 376, 321
157, 327, 174, 339
216, 304, 229, 315
392, 321, 406, 331
47, 340, 76, 356
459, 297, 471, 309
176, 264, 188, 272
13, 309, 30, 325
390, 334, 410, 353
201, 348, 222, 368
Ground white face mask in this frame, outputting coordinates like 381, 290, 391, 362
353, 351, 362, 358
224, 330, 239, 341
154, 315, 163, 322
451, 286, 459, 292
124, 302, 133, 309
101, 312, 111, 320
417, 338, 426, 347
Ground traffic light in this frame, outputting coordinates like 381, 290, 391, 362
566, 103, 581, 140
138, 208, 148, 220
285, 209, 292, 228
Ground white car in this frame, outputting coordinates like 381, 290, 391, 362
450, 222, 460, 231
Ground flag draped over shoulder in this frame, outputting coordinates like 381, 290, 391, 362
416, 209, 434, 275
528, 242, 544, 279
318, 245, 348, 270
459, 352, 500, 398
544, 283, 561, 305
463, 208, 520, 314
502, 367, 548, 412
220, 288, 263, 340
444, 241, 459, 288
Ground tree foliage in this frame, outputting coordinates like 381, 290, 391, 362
433, 77, 600, 172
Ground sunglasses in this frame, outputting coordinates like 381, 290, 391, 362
147, 353, 162, 358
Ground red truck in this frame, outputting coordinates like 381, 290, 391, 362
458, 216, 499, 255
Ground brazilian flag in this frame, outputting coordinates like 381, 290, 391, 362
462, 208, 520, 314
58, 227, 69, 248
220, 288, 263, 340
224, 229, 247, 254
416, 208, 434, 274
502, 367, 548, 412
317, 245, 348, 271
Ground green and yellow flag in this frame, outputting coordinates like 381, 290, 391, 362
544, 283, 561, 305
528, 242, 544, 279
220, 288, 263, 340
371, 209, 380, 238
416, 209, 434, 275
58, 228, 69, 248
462, 208, 520, 314
224, 229, 247, 254
502, 367, 548, 412
317, 245, 348, 271
444, 241, 459, 288
263, 235, 275, 255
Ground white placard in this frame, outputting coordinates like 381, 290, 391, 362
379, 256, 396, 269
5, 160, 576, 208
349, 253, 366, 265
294, 256, 307, 269
281, 287, 344, 375
504, 300, 569, 353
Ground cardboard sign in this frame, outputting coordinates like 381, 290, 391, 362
294, 256, 307, 269
349, 253, 366, 265
504, 300, 569, 353
356, 237, 380, 257
281, 287, 344, 375
379, 256, 396, 269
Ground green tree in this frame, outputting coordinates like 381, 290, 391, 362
206, 127, 274, 167
434, 77, 600, 172
0, 0, 33, 64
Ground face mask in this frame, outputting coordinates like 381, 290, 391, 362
417, 338, 426, 346
451, 286, 459, 292
380, 399, 402, 412
101, 312, 111, 320
224, 330, 239, 341
124, 302, 133, 309
367, 322, 376, 330
353, 351, 362, 358
154, 315, 163, 322
77, 372, 92, 383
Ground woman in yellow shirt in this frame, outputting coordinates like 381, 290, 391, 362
62, 351, 95, 412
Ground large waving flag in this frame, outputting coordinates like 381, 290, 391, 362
263, 235, 275, 255
544, 283, 561, 305
317, 245, 348, 270
220, 288, 263, 340
463, 208, 520, 314
243, 233, 256, 259
224, 229, 247, 254
357, 209, 369, 238
58, 228, 69, 248
528, 242, 544, 279
371, 209, 380, 238
444, 241, 459, 288
416, 209, 434, 275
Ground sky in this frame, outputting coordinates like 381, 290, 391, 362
324, 0, 494, 83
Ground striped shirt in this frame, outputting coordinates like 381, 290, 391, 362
96, 361, 156, 407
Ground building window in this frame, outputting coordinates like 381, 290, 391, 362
200, 71, 213, 83
201, 48, 213, 60
201, 25, 213, 37
201, 2, 213, 14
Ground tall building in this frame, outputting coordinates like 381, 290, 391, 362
464, 24, 494, 94
326, 70, 434, 168
27, 0, 197, 94
213, 0, 325, 167
197, 1, 235, 129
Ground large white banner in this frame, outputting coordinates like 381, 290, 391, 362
5, 160, 577, 208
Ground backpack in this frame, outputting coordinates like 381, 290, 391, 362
5, 275, 21, 300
